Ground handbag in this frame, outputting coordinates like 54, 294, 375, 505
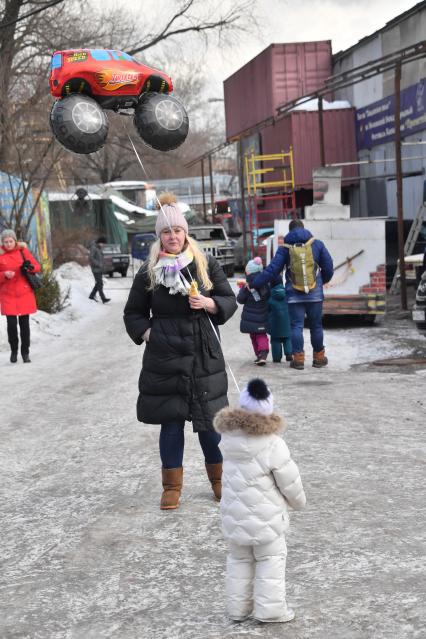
20, 250, 43, 290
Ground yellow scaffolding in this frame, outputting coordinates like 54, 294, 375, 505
243, 147, 296, 260
245, 148, 295, 195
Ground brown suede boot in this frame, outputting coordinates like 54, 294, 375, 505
313, 349, 328, 368
205, 462, 222, 501
290, 352, 305, 370
160, 467, 183, 510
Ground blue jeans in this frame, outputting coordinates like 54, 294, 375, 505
159, 421, 223, 469
288, 301, 324, 353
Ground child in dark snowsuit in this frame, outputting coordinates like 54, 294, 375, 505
237, 257, 270, 366
268, 275, 293, 363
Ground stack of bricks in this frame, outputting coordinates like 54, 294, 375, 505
359, 264, 386, 294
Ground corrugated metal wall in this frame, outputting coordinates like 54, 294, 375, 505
224, 41, 332, 140
333, 5, 426, 105
270, 42, 332, 108
332, 3, 426, 219
259, 109, 358, 189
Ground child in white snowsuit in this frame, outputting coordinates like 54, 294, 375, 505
213, 378, 306, 623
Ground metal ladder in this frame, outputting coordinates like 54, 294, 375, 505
390, 202, 426, 293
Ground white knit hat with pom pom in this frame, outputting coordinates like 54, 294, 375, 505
239, 378, 274, 416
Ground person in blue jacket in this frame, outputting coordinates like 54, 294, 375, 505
267, 274, 293, 363
252, 220, 334, 370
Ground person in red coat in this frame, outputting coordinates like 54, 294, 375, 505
0, 229, 41, 363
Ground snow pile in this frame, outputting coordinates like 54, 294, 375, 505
291, 98, 352, 111
0, 262, 107, 352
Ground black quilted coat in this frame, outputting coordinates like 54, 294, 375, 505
123, 256, 237, 432
236, 273, 270, 334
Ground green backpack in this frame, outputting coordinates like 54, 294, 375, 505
284, 238, 317, 293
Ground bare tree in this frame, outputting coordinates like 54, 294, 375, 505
126, 0, 257, 56
0, 120, 63, 239
0, 0, 257, 192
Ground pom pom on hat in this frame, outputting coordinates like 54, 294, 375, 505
245, 256, 263, 275
155, 191, 189, 238
239, 378, 274, 416
156, 191, 178, 207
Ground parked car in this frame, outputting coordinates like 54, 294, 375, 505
131, 233, 157, 262
101, 244, 129, 277
49, 48, 188, 154
188, 224, 235, 276
412, 271, 426, 335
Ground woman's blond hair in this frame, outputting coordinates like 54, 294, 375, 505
146, 234, 213, 291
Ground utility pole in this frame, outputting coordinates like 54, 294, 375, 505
201, 158, 207, 222
208, 154, 214, 222
238, 141, 248, 262
318, 95, 325, 167
394, 63, 407, 310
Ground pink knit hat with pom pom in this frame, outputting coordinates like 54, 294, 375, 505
155, 191, 188, 237
245, 256, 263, 275
155, 203, 188, 237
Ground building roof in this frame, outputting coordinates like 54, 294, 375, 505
103, 180, 154, 190
333, 1, 426, 61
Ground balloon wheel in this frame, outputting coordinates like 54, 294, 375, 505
71, 101, 104, 134
50, 94, 108, 154
134, 93, 189, 152
154, 99, 185, 131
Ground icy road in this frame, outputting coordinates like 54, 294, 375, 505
0, 265, 425, 638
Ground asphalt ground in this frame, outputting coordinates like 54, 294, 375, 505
1, 279, 425, 638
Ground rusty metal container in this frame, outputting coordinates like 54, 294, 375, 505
224, 41, 332, 140
260, 108, 358, 188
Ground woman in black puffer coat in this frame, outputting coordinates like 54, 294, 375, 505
124, 193, 237, 510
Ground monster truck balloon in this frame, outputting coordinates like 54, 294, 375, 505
49, 49, 189, 154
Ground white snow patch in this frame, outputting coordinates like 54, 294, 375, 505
0, 263, 112, 352
109, 194, 156, 216
291, 98, 352, 111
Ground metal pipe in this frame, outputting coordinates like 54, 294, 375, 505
318, 96, 325, 167
327, 156, 426, 167
201, 159, 207, 222
238, 142, 248, 264
395, 63, 407, 310
208, 154, 214, 222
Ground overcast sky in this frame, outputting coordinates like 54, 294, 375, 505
96, 0, 419, 98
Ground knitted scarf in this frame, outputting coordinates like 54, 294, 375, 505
153, 247, 194, 295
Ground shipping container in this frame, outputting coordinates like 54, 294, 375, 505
224, 41, 332, 140
259, 108, 359, 188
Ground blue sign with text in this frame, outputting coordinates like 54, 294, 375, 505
356, 79, 425, 150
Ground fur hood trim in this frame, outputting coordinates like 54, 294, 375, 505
0, 241, 27, 255
213, 407, 285, 435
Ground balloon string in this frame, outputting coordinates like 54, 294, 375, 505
123, 122, 240, 395
126, 133, 173, 232
185, 267, 241, 394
